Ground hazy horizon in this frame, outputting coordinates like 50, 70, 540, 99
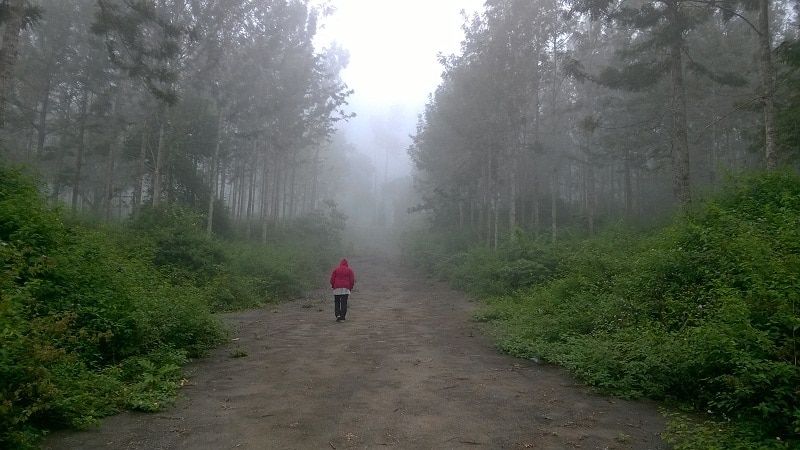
313, 0, 485, 182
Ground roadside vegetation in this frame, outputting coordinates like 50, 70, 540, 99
0, 167, 343, 448
404, 172, 800, 449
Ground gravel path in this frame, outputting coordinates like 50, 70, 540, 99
44, 255, 665, 449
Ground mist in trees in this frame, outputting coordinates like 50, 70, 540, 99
0, 0, 354, 237
409, 0, 800, 245
0, 0, 798, 245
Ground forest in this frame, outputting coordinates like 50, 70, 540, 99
409, 0, 800, 237
0, 0, 798, 448
0, 0, 350, 447
405, 0, 800, 448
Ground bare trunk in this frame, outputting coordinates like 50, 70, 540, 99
261, 156, 270, 244
532, 193, 540, 236
509, 162, 517, 232
247, 156, 256, 221
236, 162, 246, 222
71, 90, 89, 212
104, 95, 122, 221
274, 158, 281, 221
36, 73, 52, 155
311, 147, 320, 211
759, 0, 777, 169
587, 163, 596, 235
551, 171, 558, 244
624, 148, 632, 219
288, 153, 297, 218
206, 110, 223, 236
492, 193, 499, 251
669, 35, 691, 205
133, 122, 148, 213
0, 0, 25, 127
153, 115, 166, 207
104, 132, 123, 222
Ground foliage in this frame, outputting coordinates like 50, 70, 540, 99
125, 201, 342, 312
406, 172, 800, 448
0, 167, 224, 447
0, 167, 342, 447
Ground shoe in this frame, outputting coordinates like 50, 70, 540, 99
335, 317, 342, 321
340, 317, 346, 321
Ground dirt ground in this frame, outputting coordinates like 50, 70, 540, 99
44, 255, 666, 449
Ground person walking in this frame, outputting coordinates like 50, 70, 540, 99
330, 258, 355, 321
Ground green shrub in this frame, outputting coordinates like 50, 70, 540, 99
0, 168, 223, 448
0, 166, 342, 447
408, 172, 800, 449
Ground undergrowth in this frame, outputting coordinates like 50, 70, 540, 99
0, 166, 342, 447
404, 172, 800, 449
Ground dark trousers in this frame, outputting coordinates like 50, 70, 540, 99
334, 294, 349, 318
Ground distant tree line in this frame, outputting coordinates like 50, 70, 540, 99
0, 0, 352, 238
409, 0, 800, 245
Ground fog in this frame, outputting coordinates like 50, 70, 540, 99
312, 0, 484, 238
2, 0, 785, 251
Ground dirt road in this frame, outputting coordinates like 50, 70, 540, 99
44, 255, 665, 449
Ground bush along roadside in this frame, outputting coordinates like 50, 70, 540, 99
404, 172, 800, 449
0, 167, 343, 448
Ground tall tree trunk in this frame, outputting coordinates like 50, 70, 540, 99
624, 148, 632, 219
587, 163, 596, 235
105, 131, 123, 222
261, 152, 270, 244
310, 147, 320, 211
206, 110, 223, 236
246, 147, 256, 233
551, 170, 558, 243
288, 153, 297, 218
152, 112, 167, 207
271, 156, 281, 220
0, 0, 25, 127
492, 192, 499, 251
104, 95, 121, 221
133, 121, 148, 213
758, 0, 777, 169
669, 34, 691, 205
509, 161, 517, 232
36, 72, 52, 155
71, 89, 89, 212
532, 181, 540, 236
235, 161, 245, 222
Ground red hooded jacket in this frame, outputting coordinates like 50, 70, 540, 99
330, 259, 355, 290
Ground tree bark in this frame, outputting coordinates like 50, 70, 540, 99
261, 150, 270, 244
532, 181, 540, 236
206, 109, 223, 236
133, 121, 148, 213
288, 152, 297, 218
509, 160, 517, 232
36, 72, 52, 155
104, 131, 123, 222
492, 193, 500, 250
0, 0, 26, 127
587, 163, 596, 235
758, 0, 777, 169
551, 170, 558, 244
624, 148, 632, 219
669, 34, 691, 205
152, 113, 167, 207
104, 95, 122, 221
71, 89, 89, 212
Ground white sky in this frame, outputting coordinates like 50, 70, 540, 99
314, 0, 485, 179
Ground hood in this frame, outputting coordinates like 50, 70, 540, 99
339, 258, 349, 267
